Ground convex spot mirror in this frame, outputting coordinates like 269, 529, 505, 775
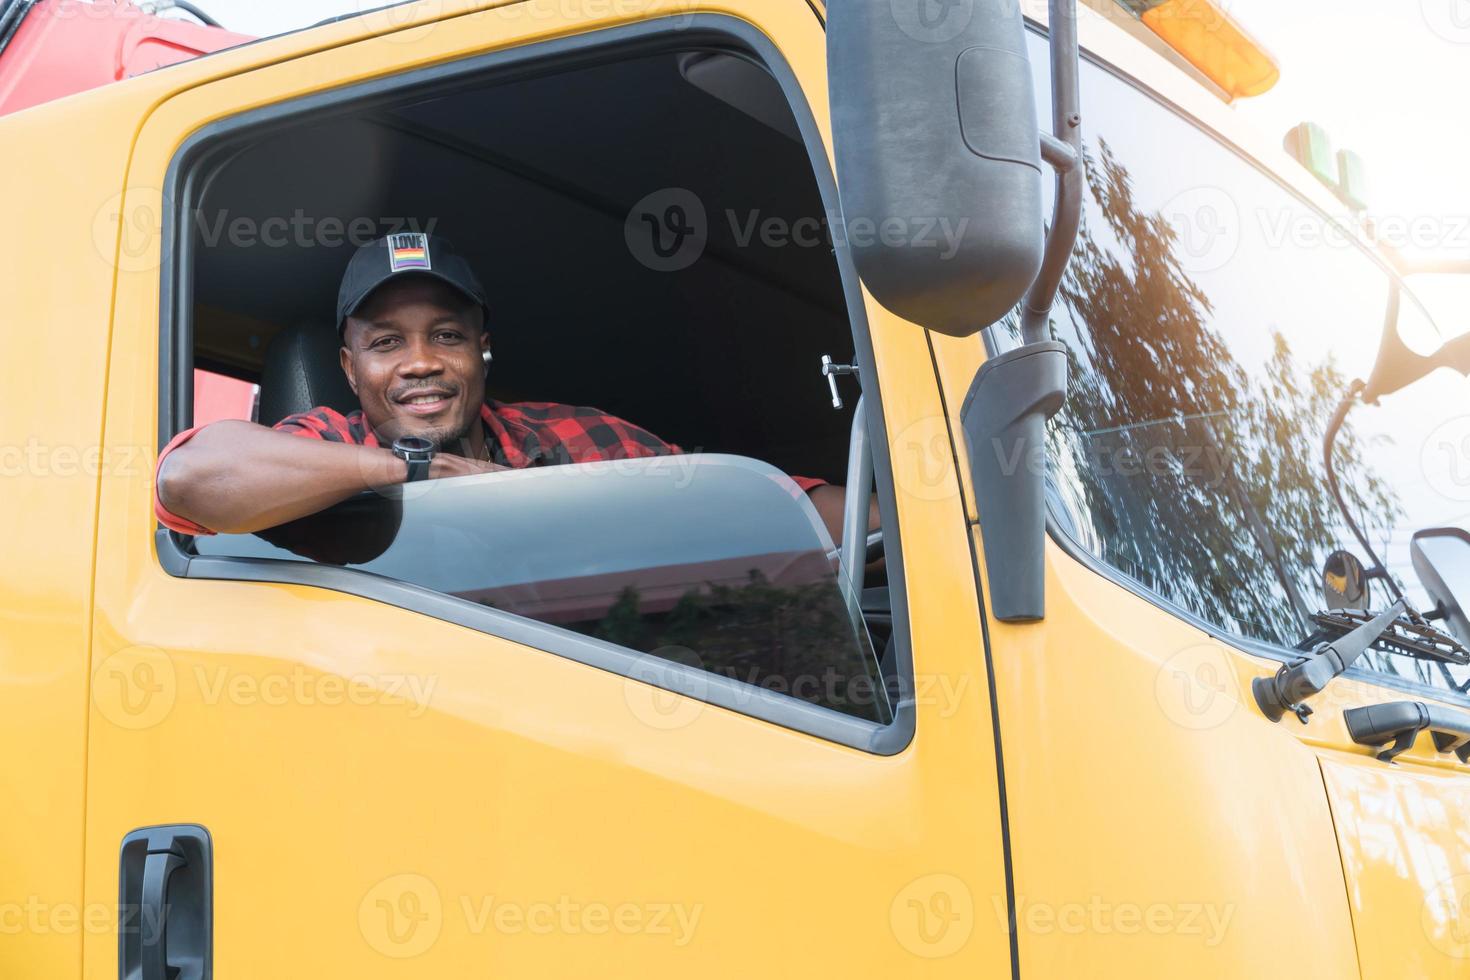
1411, 528, 1470, 646
827, 0, 1045, 336
1323, 549, 1370, 611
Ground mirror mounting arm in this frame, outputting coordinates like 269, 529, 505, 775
1020, 0, 1084, 346
1039, 133, 1079, 173
962, 0, 1082, 623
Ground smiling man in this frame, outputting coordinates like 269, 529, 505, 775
156, 233, 851, 539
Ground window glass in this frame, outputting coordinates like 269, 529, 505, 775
1018, 34, 1470, 693
194, 455, 891, 722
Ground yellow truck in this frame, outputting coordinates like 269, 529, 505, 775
5, 0, 1470, 976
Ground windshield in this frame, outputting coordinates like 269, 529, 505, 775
1017, 32, 1470, 692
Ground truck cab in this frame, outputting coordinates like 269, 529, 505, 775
3, 0, 1468, 977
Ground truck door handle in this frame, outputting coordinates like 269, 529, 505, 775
1344, 700, 1470, 763
119, 825, 212, 980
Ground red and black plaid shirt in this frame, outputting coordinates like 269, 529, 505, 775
156, 400, 822, 535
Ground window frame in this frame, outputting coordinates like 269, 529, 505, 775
154, 13, 918, 754
1016, 21, 1470, 709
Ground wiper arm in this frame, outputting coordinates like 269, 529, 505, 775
1254, 599, 1408, 723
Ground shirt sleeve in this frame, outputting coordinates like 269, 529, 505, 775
272, 406, 360, 443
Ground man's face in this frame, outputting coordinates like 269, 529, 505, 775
340, 277, 491, 452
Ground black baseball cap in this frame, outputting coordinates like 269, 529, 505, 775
336, 232, 489, 334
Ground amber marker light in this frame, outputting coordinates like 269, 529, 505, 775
1118, 0, 1281, 99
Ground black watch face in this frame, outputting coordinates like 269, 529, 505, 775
394, 436, 434, 457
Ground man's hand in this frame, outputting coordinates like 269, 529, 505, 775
428, 454, 506, 479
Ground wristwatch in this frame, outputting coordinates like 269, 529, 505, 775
391, 436, 435, 482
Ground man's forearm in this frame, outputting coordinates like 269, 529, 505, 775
157, 421, 405, 535
807, 484, 881, 548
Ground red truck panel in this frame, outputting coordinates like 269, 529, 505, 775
0, 0, 252, 117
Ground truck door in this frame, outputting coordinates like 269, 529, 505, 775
927, 14, 1470, 976
83, 3, 1013, 978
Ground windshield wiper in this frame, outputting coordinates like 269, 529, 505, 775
1255, 599, 1409, 723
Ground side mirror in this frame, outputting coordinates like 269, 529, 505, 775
1322, 549, 1370, 611
827, 0, 1045, 335
1411, 528, 1470, 646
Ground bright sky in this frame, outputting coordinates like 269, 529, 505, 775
177, 0, 1470, 327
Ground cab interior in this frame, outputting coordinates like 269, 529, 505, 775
186, 43, 861, 485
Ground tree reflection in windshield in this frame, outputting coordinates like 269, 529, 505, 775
1028, 139, 1402, 647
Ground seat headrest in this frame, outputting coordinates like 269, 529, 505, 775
257, 322, 360, 427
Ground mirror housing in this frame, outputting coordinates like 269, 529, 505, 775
1411, 528, 1470, 646
827, 0, 1045, 336
961, 341, 1068, 621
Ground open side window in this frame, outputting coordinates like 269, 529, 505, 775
156, 19, 915, 753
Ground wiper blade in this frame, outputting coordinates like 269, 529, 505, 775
1255, 600, 1411, 724
1306, 607, 1470, 666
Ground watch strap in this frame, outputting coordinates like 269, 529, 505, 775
403, 456, 431, 482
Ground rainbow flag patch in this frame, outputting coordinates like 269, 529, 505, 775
388, 232, 432, 272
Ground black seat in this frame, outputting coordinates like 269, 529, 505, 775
257, 322, 359, 427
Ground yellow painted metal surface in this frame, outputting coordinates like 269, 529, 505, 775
979, 533, 1361, 975
1321, 754, 1470, 978
0, 80, 151, 979
74, 1, 1012, 977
